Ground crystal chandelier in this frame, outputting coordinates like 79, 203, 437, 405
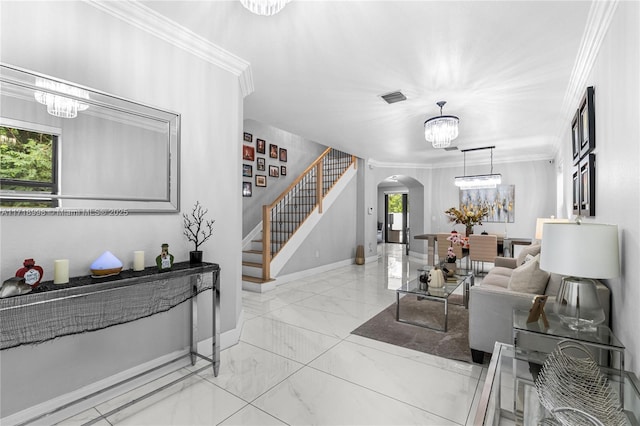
34, 78, 90, 119
454, 146, 502, 189
424, 101, 459, 149
240, 0, 291, 16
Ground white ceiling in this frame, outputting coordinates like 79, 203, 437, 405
143, 0, 592, 167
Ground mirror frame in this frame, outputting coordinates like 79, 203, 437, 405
0, 63, 180, 214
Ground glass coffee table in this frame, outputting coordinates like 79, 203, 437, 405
395, 267, 474, 332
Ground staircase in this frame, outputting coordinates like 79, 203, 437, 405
242, 148, 356, 287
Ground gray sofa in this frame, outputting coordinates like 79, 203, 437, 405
469, 244, 611, 363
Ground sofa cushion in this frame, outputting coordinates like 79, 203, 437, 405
516, 244, 541, 267
508, 255, 549, 294
490, 266, 515, 278
481, 273, 510, 288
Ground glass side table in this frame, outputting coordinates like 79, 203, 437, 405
474, 342, 640, 425
513, 309, 626, 417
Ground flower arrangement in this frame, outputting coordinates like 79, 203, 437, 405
446, 246, 457, 263
446, 231, 463, 246
445, 205, 489, 228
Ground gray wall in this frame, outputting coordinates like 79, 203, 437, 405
557, 1, 639, 377
279, 175, 358, 275
1, 1, 243, 417
242, 119, 327, 237
371, 159, 556, 241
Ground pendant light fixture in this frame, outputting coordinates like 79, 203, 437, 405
240, 0, 291, 16
424, 101, 459, 149
34, 78, 90, 119
454, 146, 502, 189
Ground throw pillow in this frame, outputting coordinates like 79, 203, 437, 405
523, 253, 537, 264
516, 244, 541, 267
508, 257, 550, 294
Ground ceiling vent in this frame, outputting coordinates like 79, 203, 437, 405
444, 146, 459, 151
380, 91, 407, 104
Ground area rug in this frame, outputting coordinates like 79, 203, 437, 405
351, 294, 473, 363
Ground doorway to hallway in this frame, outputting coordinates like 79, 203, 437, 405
385, 193, 408, 246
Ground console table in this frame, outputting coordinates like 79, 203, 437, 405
0, 262, 220, 424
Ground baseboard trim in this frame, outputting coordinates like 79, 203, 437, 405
2, 320, 245, 426
268, 258, 355, 288
1, 347, 191, 426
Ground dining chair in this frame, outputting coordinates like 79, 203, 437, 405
468, 234, 498, 274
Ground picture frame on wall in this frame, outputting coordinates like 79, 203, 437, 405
572, 165, 580, 216
571, 109, 581, 164
579, 86, 595, 159
242, 181, 252, 197
579, 153, 596, 217
243, 132, 253, 142
269, 165, 279, 177
269, 144, 278, 159
256, 175, 266, 187
257, 157, 265, 171
279, 148, 287, 162
242, 145, 255, 161
256, 138, 266, 154
459, 185, 515, 223
281, 166, 287, 176
242, 164, 253, 177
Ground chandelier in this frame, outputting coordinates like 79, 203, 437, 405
454, 146, 502, 189
240, 0, 291, 16
34, 78, 90, 119
424, 101, 459, 149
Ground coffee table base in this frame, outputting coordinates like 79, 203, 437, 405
395, 292, 454, 332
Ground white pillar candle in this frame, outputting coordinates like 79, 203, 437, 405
133, 251, 145, 271
53, 259, 69, 284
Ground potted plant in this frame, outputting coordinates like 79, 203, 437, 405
183, 201, 215, 264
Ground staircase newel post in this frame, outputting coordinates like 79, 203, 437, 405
262, 205, 271, 281
316, 159, 323, 214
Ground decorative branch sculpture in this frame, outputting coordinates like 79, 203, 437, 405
183, 201, 215, 252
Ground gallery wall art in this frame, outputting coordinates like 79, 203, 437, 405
459, 185, 515, 223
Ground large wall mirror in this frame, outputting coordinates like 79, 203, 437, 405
0, 64, 180, 213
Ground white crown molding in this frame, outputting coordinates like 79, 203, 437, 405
367, 151, 554, 170
85, 0, 254, 97
555, 0, 619, 146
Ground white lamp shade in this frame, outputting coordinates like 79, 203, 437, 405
539, 223, 619, 279
534, 217, 569, 240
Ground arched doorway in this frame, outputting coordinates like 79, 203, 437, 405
377, 175, 425, 257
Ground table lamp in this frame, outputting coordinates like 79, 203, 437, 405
534, 217, 569, 242
539, 222, 619, 331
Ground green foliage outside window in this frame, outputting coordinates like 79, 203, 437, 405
1, 126, 56, 207
1, 127, 53, 182
387, 193, 405, 213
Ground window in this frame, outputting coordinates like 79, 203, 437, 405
0, 124, 59, 207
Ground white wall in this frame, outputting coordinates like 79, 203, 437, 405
0, 1, 244, 416
242, 119, 327, 236
368, 159, 556, 257
278, 175, 358, 275
558, 1, 640, 377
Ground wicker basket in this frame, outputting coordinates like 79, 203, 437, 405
534, 340, 626, 426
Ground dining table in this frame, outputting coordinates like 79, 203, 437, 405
413, 233, 532, 266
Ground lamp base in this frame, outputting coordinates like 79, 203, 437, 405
554, 277, 605, 332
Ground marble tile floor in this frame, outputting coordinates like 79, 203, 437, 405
58, 244, 489, 426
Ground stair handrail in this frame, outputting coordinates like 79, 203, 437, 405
261, 148, 355, 280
